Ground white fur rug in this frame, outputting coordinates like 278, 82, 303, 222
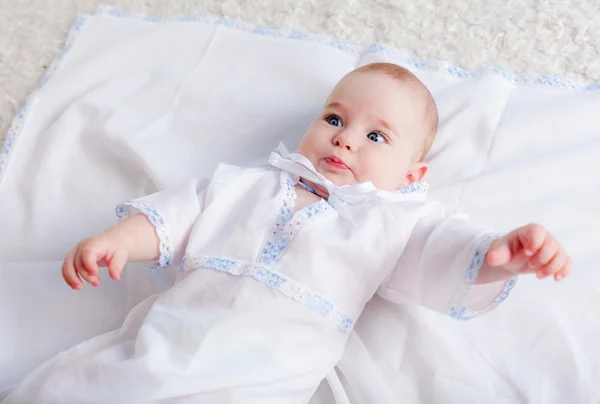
1, 0, 599, 141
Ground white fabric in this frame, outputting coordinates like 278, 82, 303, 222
267, 143, 429, 220
4, 163, 509, 403
1, 6, 599, 403
5, 0, 600, 142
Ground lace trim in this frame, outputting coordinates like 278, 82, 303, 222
399, 181, 429, 194
258, 173, 296, 265
0, 15, 86, 185
95, 5, 600, 92
115, 202, 172, 270
258, 172, 331, 265
449, 233, 517, 320
362, 43, 600, 91
96, 5, 361, 54
4, 7, 599, 190
182, 256, 354, 332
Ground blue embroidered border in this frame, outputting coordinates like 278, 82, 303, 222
116, 201, 172, 270
259, 172, 331, 265
0, 15, 86, 184
2, 4, 599, 186
449, 233, 517, 320
95, 4, 600, 91
182, 256, 354, 332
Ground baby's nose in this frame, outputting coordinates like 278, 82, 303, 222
334, 132, 355, 151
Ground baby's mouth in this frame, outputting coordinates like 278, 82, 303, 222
324, 156, 351, 172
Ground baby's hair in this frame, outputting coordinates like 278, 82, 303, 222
353, 62, 439, 160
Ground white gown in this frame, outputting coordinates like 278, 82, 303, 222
4, 154, 516, 404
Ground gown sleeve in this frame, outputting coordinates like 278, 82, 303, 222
115, 180, 206, 269
377, 212, 517, 320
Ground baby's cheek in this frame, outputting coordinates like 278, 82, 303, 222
374, 163, 406, 190
355, 164, 378, 187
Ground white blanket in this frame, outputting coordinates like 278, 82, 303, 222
1, 6, 599, 403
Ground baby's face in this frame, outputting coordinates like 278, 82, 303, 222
298, 71, 429, 191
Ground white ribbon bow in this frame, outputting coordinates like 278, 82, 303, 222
268, 143, 428, 219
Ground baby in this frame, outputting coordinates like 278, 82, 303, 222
5, 63, 571, 404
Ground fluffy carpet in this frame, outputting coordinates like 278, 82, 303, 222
1, 0, 599, 142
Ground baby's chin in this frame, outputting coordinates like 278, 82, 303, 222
318, 169, 403, 191
317, 169, 357, 187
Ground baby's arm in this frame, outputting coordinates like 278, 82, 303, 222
379, 214, 573, 319
477, 223, 572, 284
62, 214, 160, 290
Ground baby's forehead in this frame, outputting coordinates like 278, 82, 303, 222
330, 70, 428, 116
337, 69, 425, 100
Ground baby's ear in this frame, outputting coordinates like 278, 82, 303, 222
404, 162, 428, 186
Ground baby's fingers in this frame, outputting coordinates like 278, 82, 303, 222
81, 247, 104, 286
554, 256, 573, 281
528, 237, 557, 268
520, 224, 546, 256
485, 237, 512, 267
536, 248, 566, 279
74, 250, 100, 287
106, 249, 127, 281
81, 247, 100, 276
62, 250, 82, 290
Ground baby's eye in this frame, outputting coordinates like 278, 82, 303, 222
326, 115, 342, 127
367, 132, 386, 143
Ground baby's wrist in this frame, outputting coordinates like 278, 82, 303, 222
104, 213, 161, 262
102, 227, 136, 255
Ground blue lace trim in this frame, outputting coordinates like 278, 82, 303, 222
182, 256, 354, 332
449, 233, 517, 320
362, 43, 600, 91
96, 5, 600, 92
0, 15, 86, 184
97, 5, 361, 54
115, 201, 172, 270
4, 6, 599, 188
259, 172, 331, 265
177, 172, 344, 331
399, 181, 429, 194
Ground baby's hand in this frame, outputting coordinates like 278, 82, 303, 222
485, 224, 572, 281
62, 234, 129, 290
